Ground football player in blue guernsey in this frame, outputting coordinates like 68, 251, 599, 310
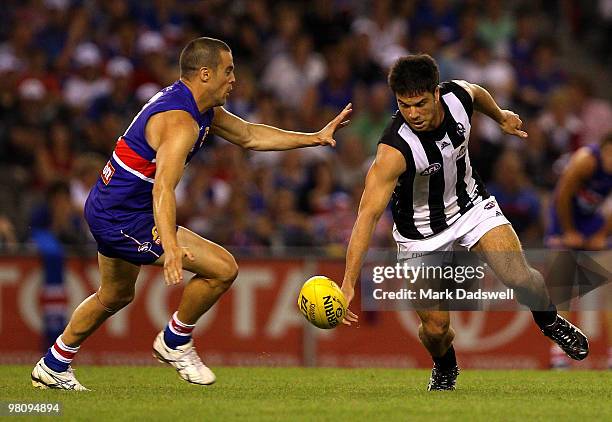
546, 133, 612, 251
339, 54, 589, 391
31, 37, 352, 390
545, 133, 611, 368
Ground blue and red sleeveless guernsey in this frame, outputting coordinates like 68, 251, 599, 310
84, 80, 213, 264
547, 144, 612, 240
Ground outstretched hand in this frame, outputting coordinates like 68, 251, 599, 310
341, 284, 359, 326
499, 109, 528, 138
315, 103, 353, 147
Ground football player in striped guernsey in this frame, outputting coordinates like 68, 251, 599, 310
340, 54, 589, 390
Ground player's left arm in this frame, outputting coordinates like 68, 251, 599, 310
210, 104, 352, 151
454, 80, 528, 139
555, 148, 596, 249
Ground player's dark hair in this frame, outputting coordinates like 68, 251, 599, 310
388, 54, 439, 96
180, 37, 231, 78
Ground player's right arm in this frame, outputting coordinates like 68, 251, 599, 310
555, 147, 597, 248
210, 104, 351, 150
147, 110, 198, 285
341, 144, 406, 325
454, 80, 528, 139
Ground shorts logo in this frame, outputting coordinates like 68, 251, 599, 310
152, 226, 161, 245
456, 122, 465, 137
138, 242, 152, 253
421, 163, 442, 176
101, 160, 115, 185
495, 211, 502, 216
440, 141, 450, 150
484, 201, 496, 210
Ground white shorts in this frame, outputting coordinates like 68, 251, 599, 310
393, 196, 510, 259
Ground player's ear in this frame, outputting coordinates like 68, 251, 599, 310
199, 67, 210, 83
434, 87, 440, 103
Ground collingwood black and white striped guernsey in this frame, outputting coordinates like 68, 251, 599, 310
379, 81, 489, 240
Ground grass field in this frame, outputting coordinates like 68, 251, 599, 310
3, 366, 611, 421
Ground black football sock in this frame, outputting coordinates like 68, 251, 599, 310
532, 302, 558, 329
433, 345, 456, 370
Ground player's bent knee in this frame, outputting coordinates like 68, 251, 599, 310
98, 289, 135, 312
203, 254, 238, 289
502, 268, 535, 290
219, 256, 239, 287
422, 319, 450, 340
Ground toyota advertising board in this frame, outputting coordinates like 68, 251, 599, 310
0, 257, 607, 369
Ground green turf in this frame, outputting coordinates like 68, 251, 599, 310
2, 366, 611, 421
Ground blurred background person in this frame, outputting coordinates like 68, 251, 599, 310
488, 149, 543, 246
545, 133, 612, 368
30, 181, 88, 352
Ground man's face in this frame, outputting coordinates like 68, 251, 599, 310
396, 88, 440, 132
210, 50, 235, 106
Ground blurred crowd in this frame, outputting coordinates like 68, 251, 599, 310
0, 0, 611, 256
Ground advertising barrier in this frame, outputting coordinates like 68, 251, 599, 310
0, 257, 608, 368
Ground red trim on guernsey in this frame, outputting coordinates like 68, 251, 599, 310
53, 343, 76, 360
114, 138, 156, 178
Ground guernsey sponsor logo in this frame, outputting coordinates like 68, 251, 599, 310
138, 242, 152, 253
420, 163, 442, 176
101, 160, 115, 185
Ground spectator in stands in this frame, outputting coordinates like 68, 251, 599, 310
0, 0, 609, 255
269, 187, 314, 248
0, 215, 17, 252
566, 75, 612, 147
63, 43, 111, 110
517, 39, 566, 113
87, 56, 138, 126
351, 0, 408, 69
350, 83, 393, 155
411, 0, 459, 45
537, 87, 584, 165
303, 48, 356, 126
36, 121, 74, 188
509, 9, 540, 71
262, 33, 326, 110
31, 181, 88, 247
335, 133, 368, 192
488, 149, 543, 245
477, 0, 515, 56
349, 32, 385, 86
70, 153, 107, 212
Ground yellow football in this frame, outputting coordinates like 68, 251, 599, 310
297, 276, 347, 329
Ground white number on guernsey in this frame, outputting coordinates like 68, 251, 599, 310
123, 90, 165, 136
